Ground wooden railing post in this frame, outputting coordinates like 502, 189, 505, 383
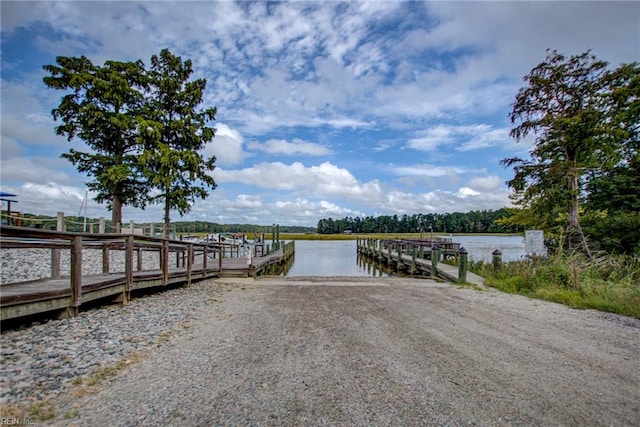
57, 212, 65, 232
70, 235, 82, 317
162, 240, 169, 285
102, 246, 110, 274
458, 247, 468, 283
136, 247, 143, 271
411, 245, 417, 275
99, 217, 105, 234
125, 235, 133, 302
492, 249, 503, 272
51, 247, 61, 280
186, 243, 193, 286
50, 212, 65, 279
431, 247, 440, 278
202, 245, 207, 274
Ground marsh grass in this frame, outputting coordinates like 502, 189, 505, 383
469, 252, 640, 318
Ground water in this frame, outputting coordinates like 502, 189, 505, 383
284, 240, 384, 277
283, 235, 526, 277
448, 235, 526, 263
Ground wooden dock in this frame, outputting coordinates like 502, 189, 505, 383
0, 226, 294, 321
356, 238, 485, 286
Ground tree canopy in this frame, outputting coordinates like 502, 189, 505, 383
502, 50, 639, 254
317, 209, 524, 234
43, 49, 218, 235
138, 49, 217, 237
43, 57, 149, 231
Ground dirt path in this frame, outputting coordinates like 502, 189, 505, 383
52, 277, 639, 426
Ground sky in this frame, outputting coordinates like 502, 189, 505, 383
1, 1, 639, 228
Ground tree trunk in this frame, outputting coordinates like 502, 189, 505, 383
567, 173, 592, 257
163, 193, 171, 239
112, 196, 122, 234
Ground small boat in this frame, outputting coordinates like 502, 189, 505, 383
204, 232, 250, 245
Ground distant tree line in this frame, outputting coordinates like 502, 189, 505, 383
8, 213, 316, 235
316, 209, 524, 235
171, 221, 315, 234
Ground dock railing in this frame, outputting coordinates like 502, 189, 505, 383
0, 225, 225, 320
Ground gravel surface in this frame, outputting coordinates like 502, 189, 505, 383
1, 281, 212, 405
2, 276, 639, 426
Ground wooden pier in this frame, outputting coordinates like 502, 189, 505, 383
0, 226, 294, 322
356, 238, 485, 286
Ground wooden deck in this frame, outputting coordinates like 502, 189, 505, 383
357, 238, 484, 286
0, 226, 293, 321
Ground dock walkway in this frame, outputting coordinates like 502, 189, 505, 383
0, 226, 293, 321
357, 238, 485, 286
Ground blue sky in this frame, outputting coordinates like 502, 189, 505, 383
1, 1, 638, 227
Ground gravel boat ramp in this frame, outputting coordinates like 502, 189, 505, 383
1, 276, 638, 426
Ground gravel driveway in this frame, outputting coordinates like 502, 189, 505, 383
48, 277, 639, 426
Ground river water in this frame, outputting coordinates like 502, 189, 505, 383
282, 235, 526, 277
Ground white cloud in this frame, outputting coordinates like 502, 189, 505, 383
215, 161, 383, 202
203, 123, 245, 166
2, 0, 636, 227
467, 175, 502, 192
391, 164, 472, 179
408, 124, 509, 152
248, 138, 332, 156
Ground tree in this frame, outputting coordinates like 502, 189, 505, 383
502, 50, 635, 255
138, 49, 217, 237
43, 57, 148, 232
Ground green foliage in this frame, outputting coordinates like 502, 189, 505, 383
44, 49, 218, 235
469, 253, 640, 318
138, 49, 217, 237
582, 211, 640, 254
502, 50, 639, 254
43, 57, 150, 228
317, 209, 523, 234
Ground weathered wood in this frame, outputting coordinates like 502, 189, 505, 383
136, 247, 143, 271
458, 247, 468, 283
57, 212, 65, 232
51, 247, 61, 279
187, 244, 193, 286
411, 245, 417, 275
492, 249, 502, 272
431, 248, 440, 278
125, 235, 134, 302
202, 245, 208, 274
162, 240, 169, 285
70, 235, 82, 315
1, 226, 291, 321
102, 247, 110, 274
356, 239, 483, 285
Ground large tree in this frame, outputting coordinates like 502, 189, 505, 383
138, 49, 217, 237
43, 57, 148, 232
502, 50, 636, 254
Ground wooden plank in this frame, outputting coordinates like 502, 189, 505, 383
1, 226, 289, 322
71, 235, 82, 310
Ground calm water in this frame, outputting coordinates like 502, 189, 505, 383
283, 236, 526, 277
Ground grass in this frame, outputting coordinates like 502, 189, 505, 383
468, 252, 640, 318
